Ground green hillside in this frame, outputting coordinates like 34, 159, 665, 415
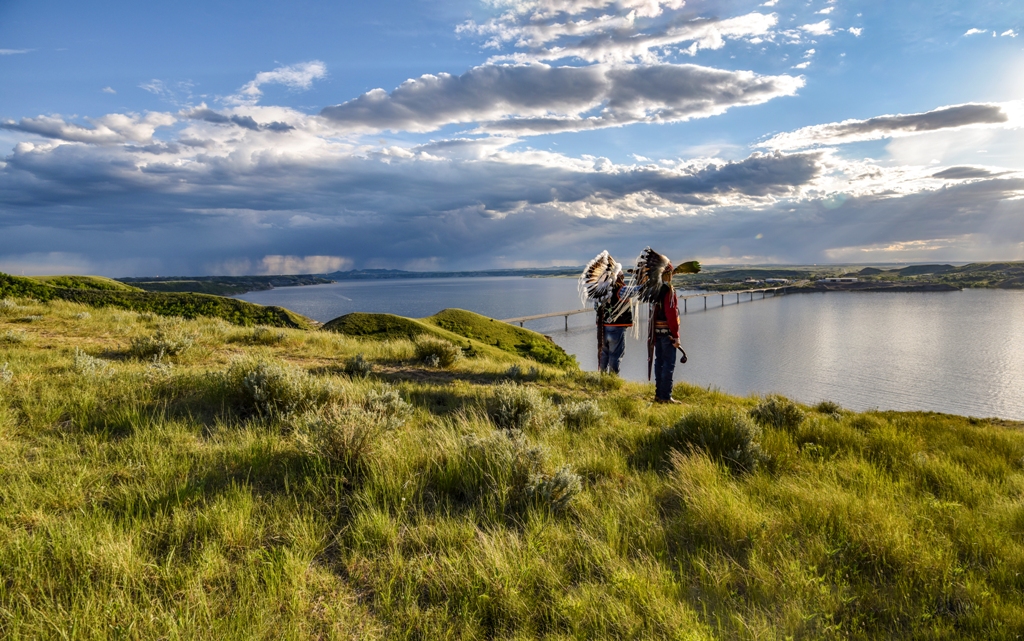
0, 272, 314, 328
324, 308, 577, 368
2, 295, 1024, 639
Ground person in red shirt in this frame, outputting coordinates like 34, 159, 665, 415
651, 264, 681, 403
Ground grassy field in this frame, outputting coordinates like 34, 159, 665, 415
3, 295, 1024, 639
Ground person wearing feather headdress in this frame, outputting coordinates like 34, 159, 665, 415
578, 250, 637, 374
650, 262, 681, 403
632, 248, 700, 404
597, 272, 634, 374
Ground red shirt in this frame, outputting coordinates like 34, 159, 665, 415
652, 284, 679, 340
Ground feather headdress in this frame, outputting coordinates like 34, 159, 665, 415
578, 250, 622, 306
632, 247, 672, 303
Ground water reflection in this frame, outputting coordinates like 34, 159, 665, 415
239, 280, 1024, 420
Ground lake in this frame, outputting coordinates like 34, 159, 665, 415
238, 278, 1024, 421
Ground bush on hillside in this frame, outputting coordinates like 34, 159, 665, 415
0, 330, 27, 345
363, 385, 413, 430
749, 394, 805, 431
813, 400, 845, 420
246, 326, 287, 345
0, 362, 12, 384
663, 407, 765, 473
560, 400, 603, 431
525, 465, 582, 513
295, 405, 383, 473
344, 353, 374, 377
223, 356, 337, 417
72, 348, 112, 378
128, 328, 196, 359
490, 382, 552, 431
414, 336, 462, 368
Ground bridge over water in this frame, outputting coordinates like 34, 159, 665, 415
502, 285, 797, 329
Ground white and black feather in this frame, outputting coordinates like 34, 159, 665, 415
578, 250, 621, 305
633, 247, 670, 304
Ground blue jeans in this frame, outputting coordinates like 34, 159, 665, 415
599, 326, 626, 374
654, 333, 676, 400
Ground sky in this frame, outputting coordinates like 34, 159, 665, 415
1, 0, 1023, 276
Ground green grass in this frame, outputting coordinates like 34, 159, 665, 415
2, 297, 1024, 639
324, 308, 577, 368
1, 272, 315, 328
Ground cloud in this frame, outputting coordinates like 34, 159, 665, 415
235, 61, 327, 104
848, 27, 863, 36
0, 49, 31, 55
1002, 29, 1018, 38
799, 20, 833, 36
760, 103, 1012, 150
258, 255, 352, 274
473, 12, 778, 63
0, 112, 177, 145
321, 62, 803, 135
180, 105, 294, 132
101, 86, 117, 94
931, 166, 1006, 180
964, 28, 986, 36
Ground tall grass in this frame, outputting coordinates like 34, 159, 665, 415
3, 299, 1024, 639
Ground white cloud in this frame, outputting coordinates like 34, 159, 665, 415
0, 49, 31, 55
800, 20, 833, 36
1002, 29, 1018, 38
964, 28, 986, 36
234, 61, 327, 104
816, 7, 833, 14
792, 61, 810, 69
759, 102, 1013, 150
848, 27, 863, 36
1, 112, 177, 145
321, 62, 804, 135
761, 0, 778, 6
101, 86, 116, 94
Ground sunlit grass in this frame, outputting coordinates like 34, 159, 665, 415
2, 298, 1024, 639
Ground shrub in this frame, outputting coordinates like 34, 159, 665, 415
505, 364, 540, 381
0, 298, 17, 310
749, 394, 805, 431
525, 465, 583, 512
414, 336, 462, 368
128, 328, 196, 359
17, 315, 43, 323
813, 400, 845, 419
363, 386, 413, 430
561, 400, 603, 431
74, 311, 91, 320
665, 407, 764, 473
0, 330, 27, 345
72, 348, 111, 377
224, 356, 334, 417
490, 382, 552, 431
344, 353, 373, 377
295, 405, 383, 473
247, 326, 287, 345
0, 362, 11, 383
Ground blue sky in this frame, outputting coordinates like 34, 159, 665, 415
1, 0, 1023, 275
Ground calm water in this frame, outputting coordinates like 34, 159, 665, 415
239, 279, 1024, 420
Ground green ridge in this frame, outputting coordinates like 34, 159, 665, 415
322, 308, 577, 368
1, 272, 314, 328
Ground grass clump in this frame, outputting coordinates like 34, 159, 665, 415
561, 399, 603, 431
245, 326, 287, 345
525, 464, 582, 512
344, 353, 374, 377
71, 347, 112, 377
749, 393, 806, 430
223, 355, 338, 417
1, 329, 27, 345
414, 335, 462, 368
128, 327, 196, 359
0, 362, 11, 383
295, 405, 383, 474
653, 406, 765, 473
490, 381, 552, 431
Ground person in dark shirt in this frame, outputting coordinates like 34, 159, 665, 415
598, 273, 634, 374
